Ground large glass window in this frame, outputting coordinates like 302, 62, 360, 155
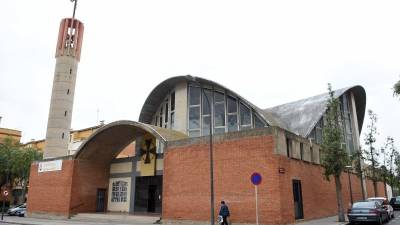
188, 86, 201, 137
240, 102, 251, 130
202, 89, 212, 136
159, 106, 163, 127
111, 181, 128, 203
214, 91, 225, 131
170, 92, 175, 128
187, 84, 267, 136
253, 113, 265, 128
227, 96, 238, 132
341, 94, 354, 154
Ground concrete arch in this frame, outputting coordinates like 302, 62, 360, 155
74, 120, 187, 164
138, 75, 271, 126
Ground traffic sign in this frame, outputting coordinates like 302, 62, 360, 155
2, 191, 8, 197
251, 172, 262, 185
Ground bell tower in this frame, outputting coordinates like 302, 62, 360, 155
44, 1, 84, 158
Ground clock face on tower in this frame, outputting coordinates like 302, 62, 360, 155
140, 138, 156, 164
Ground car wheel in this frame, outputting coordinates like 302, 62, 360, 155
378, 216, 382, 225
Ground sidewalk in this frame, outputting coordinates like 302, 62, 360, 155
0, 215, 348, 225
295, 216, 348, 225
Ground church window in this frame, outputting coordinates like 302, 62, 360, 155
111, 181, 128, 202
239, 102, 251, 130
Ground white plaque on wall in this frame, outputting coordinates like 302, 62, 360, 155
38, 160, 63, 173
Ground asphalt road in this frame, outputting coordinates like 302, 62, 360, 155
387, 211, 400, 225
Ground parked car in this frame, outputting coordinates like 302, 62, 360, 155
390, 196, 400, 210
7, 203, 26, 216
14, 208, 26, 217
347, 201, 389, 225
367, 197, 394, 220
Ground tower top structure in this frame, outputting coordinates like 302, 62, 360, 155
55, 0, 83, 61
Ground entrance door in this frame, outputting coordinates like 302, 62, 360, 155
96, 188, 106, 212
147, 185, 157, 212
292, 180, 304, 219
134, 176, 162, 213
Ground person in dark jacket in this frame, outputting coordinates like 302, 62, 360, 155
218, 201, 230, 225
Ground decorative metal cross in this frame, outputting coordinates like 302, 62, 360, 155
140, 139, 157, 164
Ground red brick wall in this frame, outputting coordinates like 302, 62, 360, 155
163, 133, 386, 224
365, 179, 386, 198
27, 160, 75, 217
70, 160, 109, 213
163, 135, 283, 224
277, 156, 370, 224
27, 158, 110, 217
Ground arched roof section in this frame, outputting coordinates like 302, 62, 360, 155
263, 85, 366, 137
138, 75, 271, 125
74, 120, 187, 164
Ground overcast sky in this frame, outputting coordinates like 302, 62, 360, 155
1, 0, 399, 156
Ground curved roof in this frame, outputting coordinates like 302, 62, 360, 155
264, 85, 366, 137
74, 120, 187, 164
139, 75, 366, 139
138, 75, 271, 125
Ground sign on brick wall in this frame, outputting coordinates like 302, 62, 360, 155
38, 160, 63, 173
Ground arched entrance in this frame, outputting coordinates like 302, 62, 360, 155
71, 120, 187, 214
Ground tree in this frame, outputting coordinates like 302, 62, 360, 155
350, 150, 366, 199
394, 80, 400, 97
321, 83, 349, 222
382, 137, 399, 192
0, 137, 42, 204
363, 110, 379, 197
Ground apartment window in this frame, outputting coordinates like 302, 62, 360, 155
155, 116, 158, 126
69, 68, 72, 74
61, 132, 65, 139
300, 143, 304, 160
111, 181, 128, 202
286, 138, 292, 158
67, 89, 70, 95
64, 111, 67, 117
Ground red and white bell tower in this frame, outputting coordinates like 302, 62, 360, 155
44, 1, 84, 158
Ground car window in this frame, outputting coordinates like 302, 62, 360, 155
368, 198, 384, 204
353, 202, 376, 208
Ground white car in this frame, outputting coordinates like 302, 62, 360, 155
367, 197, 394, 220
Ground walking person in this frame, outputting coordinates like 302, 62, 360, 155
218, 201, 230, 225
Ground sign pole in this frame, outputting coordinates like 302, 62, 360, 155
250, 172, 262, 225
255, 185, 259, 225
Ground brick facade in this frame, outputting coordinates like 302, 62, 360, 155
27, 128, 386, 224
27, 159, 110, 217
27, 160, 75, 217
163, 130, 385, 224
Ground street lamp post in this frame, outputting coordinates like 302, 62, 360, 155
345, 165, 353, 205
191, 78, 215, 225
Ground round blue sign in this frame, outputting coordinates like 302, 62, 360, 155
251, 172, 262, 185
